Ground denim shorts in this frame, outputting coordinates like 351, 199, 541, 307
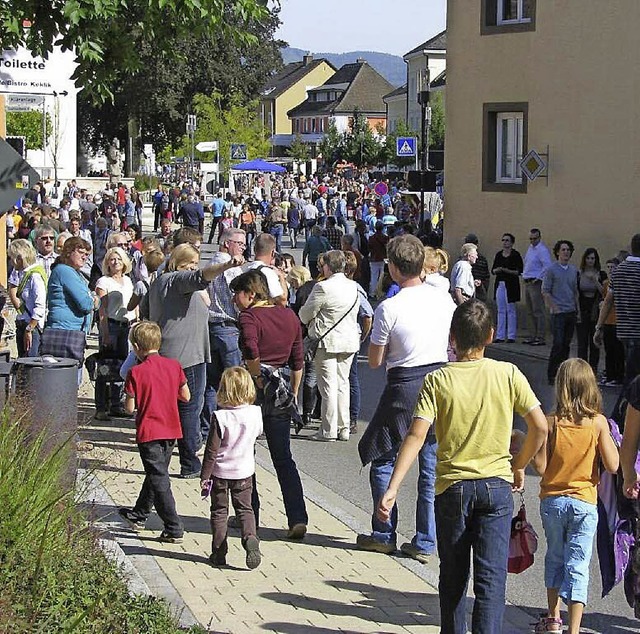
540, 495, 598, 605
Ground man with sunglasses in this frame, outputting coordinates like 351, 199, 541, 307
34, 226, 57, 278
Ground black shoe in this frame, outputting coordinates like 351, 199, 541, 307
506, 339, 516, 343
493, 338, 505, 344
350, 421, 358, 434
158, 530, 184, 544
118, 507, 146, 531
109, 407, 133, 418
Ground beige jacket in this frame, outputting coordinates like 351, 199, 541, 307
299, 272, 360, 354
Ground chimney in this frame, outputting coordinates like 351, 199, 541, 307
303, 53, 313, 65
356, 57, 366, 64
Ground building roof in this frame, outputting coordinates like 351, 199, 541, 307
404, 30, 447, 57
261, 57, 336, 100
383, 84, 407, 100
287, 61, 396, 118
431, 69, 446, 89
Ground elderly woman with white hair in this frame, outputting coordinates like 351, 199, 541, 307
94, 246, 135, 420
7, 239, 48, 357
449, 242, 479, 305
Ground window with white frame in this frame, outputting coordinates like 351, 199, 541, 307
496, 112, 523, 183
482, 102, 527, 193
482, 0, 535, 34
497, 0, 531, 24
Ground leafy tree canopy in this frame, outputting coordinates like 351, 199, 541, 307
6, 110, 51, 149
77, 5, 283, 152
287, 134, 311, 163
0, 0, 274, 102
159, 92, 270, 175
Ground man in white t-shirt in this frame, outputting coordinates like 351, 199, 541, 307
357, 234, 455, 562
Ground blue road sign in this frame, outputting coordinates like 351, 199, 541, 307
231, 143, 248, 160
396, 136, 417, 158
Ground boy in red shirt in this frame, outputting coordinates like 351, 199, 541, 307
119, 321, 190, 543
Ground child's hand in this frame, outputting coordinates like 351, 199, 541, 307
511, 467, 525, 492
376, 489, 396, 522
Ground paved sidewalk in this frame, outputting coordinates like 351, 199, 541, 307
77, 376, 534, 634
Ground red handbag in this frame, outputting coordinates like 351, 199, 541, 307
508, 494, 538, 574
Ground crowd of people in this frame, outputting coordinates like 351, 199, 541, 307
3, 170, 640, 634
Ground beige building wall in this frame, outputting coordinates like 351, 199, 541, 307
274, 62, 335, 135
445, 1, 640, 264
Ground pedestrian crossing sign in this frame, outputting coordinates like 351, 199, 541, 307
396, 137, 417, 158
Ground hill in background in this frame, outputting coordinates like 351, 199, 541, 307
282, 46, 405, 87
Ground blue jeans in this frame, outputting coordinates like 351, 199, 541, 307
302, 358, 318, 417
540, 495, 597, 605
251, 407, 308, 529
349, 351, 360, 423
270, 224, 284, 253
435, 477, 514, 634
177, 362, 206, 476
369, 434, 437, 553
202, 324, 241, 438
133, 440, 183, 537
548, 311, 577, 382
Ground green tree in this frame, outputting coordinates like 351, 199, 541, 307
318, 120, 344, 168
6, 110, 51, 149
165, 92, 269, 176
1, 0, 273, 102
430, 91, 445, 149
287, 134, 311, 163
342, 109, 385, 168
77, 7, 283, 152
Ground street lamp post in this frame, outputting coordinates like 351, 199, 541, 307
417, 66, 431, 232
186, 114, 197, 180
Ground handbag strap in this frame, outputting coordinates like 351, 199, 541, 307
316, 292, 359, 343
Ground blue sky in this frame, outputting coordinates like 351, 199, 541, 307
275, 0, 447, 57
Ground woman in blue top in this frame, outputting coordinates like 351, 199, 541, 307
45, 237, 99, 382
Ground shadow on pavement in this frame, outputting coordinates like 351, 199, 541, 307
260, 580, 440, 628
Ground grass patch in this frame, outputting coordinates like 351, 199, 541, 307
0, 410, 206, 633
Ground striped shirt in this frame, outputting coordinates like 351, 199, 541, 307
609, 256, 640, 340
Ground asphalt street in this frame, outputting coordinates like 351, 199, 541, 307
198, 226, 638, 634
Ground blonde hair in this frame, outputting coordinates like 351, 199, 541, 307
460, 243, 478, 258
129, 321, 162, 352
287, 265, 311, 288
554, 358, 602, 422
423, 247, 449, 275
102, 246, 132, 276
217, 367, 256, 407
8, 238, 37, 267
168, 243, 199, 271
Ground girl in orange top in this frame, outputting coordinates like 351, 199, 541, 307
532, 358, 619, 634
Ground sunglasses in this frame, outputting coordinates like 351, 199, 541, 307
39, 236, 54, 241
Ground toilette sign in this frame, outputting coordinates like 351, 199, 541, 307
0, 48, 76, 94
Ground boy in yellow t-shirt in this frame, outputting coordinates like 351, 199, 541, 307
378, 300, 547, 634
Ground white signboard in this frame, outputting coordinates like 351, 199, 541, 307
1, 48, 78, 179
196, 141, 218, 152
6, 94, 45, 111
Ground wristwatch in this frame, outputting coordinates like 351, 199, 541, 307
25, 325, 34, 333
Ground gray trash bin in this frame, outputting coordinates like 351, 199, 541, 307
13, 356, 80, 484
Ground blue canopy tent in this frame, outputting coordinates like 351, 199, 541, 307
230, 158, 286, 173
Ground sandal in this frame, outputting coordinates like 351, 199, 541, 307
533, 615, 563, 633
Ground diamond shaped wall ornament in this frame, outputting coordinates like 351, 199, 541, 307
520, 149, 546, 181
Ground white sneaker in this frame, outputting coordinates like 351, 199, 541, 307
311, 432, 336, 442
338, 429, 349, 442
